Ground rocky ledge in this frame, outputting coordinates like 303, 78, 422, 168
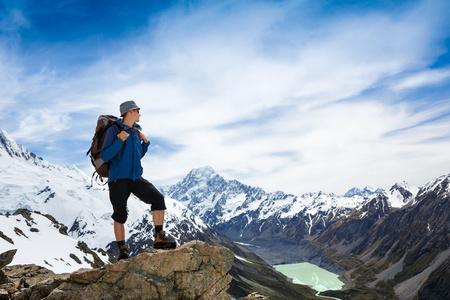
1, 240, 234, 300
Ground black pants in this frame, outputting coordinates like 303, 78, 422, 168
108, 178, 166, 224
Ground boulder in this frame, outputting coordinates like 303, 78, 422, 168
0, 250, 16, 269
2, 240, 234, 300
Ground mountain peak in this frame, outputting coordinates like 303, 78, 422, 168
418, 173, 450, 198
344, 186, 382, 198
0, 129, 44, 164
188, 166, 217, 178
344, 187, 361, 197
391, 181, 412, 190
178, 166, 222, 190
386, 181, 419, 208
363, 186, 375, 192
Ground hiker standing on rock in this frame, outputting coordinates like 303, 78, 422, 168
101, 100, 176, 261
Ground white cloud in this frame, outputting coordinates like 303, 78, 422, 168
142, 96, 450, 194
391, 68, 450, 91
12, 108, 71, 142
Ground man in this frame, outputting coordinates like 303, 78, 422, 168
101, 100, 176, 261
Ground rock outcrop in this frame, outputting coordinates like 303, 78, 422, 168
1, 240, 234, 300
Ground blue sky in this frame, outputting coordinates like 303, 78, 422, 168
1, 0, 449, 195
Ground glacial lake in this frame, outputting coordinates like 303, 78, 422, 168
274, 262, 344, 292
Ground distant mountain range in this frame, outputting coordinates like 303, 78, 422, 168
163, 166, 417, 251
1, 128, 448, 299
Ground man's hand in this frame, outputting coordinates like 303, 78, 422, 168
117, 131, 129, 142
138, 131, 150, 145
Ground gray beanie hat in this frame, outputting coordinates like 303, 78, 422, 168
120, 100, 140, 117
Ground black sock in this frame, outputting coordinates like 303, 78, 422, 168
155, 225, 163, 235
117, 240, 126, 247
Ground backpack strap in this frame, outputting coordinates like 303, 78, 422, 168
112, 122, 123, 133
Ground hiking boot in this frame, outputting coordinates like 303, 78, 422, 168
117, 245, 129, 261
153, 231, 177, 249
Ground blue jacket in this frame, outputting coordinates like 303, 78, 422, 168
101, 119, 149, 182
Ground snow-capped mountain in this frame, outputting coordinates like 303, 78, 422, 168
386, 181, 420, 208
0, 129, 210, 262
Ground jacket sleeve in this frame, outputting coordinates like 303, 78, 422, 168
141, 142, 149, 158
101, 127, 124, 162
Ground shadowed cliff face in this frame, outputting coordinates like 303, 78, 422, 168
1, 241, 234, 300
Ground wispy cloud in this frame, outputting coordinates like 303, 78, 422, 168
391, 69, 450, 91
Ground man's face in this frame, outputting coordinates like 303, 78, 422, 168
131, 109, 140, 122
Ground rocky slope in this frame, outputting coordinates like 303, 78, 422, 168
314, 174, 450, 300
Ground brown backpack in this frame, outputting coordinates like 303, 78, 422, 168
86, 115, 122, 183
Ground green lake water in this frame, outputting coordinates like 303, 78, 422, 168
274, 262, 344, 292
